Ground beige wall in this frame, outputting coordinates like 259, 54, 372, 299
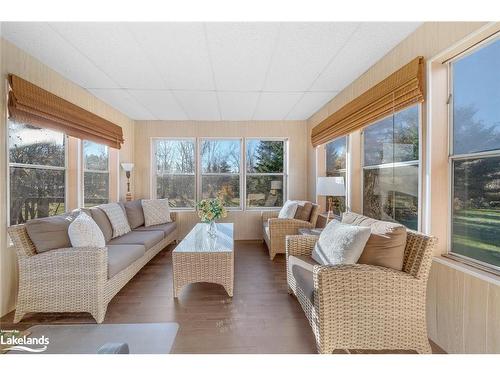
306, 22, 500, 353
134, 120, 308, 240
0, 37, 135, 316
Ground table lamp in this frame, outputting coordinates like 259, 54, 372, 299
316, 176, 345, 224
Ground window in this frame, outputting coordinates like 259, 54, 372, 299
362, 105, 420, 230
246, 139, 286, 208
83, 140, 109, 207
154, 139, 196, 208
449, 37, 500, 269
200, 139, 241, 208
325, 136, 348, 212
8, 121, 66, 225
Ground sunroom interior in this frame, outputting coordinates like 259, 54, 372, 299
0, 21, 499, 354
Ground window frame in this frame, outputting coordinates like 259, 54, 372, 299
360, 104, 422, 231
325, 135, 349, 212
198, 137, 243, 211
81, 139, 110, 207
7, 121, 69, 226
244, 137, 288, 211
151, 137, 197, 211
446, 34, 500, 274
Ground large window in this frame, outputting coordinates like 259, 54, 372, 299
362, 105, 420, 230
154, 139, 196, 208
246, 139, 286, 208
200, 139, 241, 208
325, 136, 348, 212
8, 121, 66, 225
83, 140, 109, 207
449, 37, 500, 269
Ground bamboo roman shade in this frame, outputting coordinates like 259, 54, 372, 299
8, 74, 124, 149
311, 56, 425, 147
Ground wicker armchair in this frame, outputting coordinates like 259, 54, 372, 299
8, 213, 177, 324
286, 230, 436, 354
262, 204, 319, 260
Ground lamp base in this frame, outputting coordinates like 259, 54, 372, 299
125, 192, 133, 202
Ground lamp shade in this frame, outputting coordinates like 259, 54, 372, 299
121, 163, 134, 172
270, 180, 282, 190
316, 176, 345, 197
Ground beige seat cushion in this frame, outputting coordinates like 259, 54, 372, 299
342, 211, 407, 271
289, 255, 318, 304
134, 222, 176, 237
107, 230, 164, 250
263, 221, 270, 241
294, 201, 313, 222
107, 244, 145, 278
25, 213, 78, 253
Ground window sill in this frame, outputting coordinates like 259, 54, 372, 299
433, 255, 500, 286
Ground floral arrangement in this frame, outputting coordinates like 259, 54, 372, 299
196, 197, 227, 223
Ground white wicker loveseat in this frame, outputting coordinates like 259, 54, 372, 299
8, 201, 177, 324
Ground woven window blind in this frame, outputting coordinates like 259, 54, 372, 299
8, 74, 124, 149
311, 57, 425, 147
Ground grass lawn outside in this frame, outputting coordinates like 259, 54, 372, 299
452, 208, 500, 267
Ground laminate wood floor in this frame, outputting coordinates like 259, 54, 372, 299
0, 241, 444, 354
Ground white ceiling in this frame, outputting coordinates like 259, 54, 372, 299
1, 22, 421, 121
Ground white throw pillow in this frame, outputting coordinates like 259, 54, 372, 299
311, 220, 371, 265
278, 200, 299, 219
68, 212, 105, 248
142, 198, 172, 227
99, 203, 131, 238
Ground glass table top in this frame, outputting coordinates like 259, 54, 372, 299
173, 223, 234, 253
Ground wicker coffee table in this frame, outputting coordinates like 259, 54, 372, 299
172, 223, 234, 298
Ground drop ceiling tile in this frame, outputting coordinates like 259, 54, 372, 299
173, 91, 220, 121
126, 23, 215, 91
88, 89, 155, 120
311, 22, 421, 92
218, 92, 260, 121
2, 22, 118, 89
128, 90, 188, 120
206, 22, 280, 91
286, 91, 337, 120
49, 22, 166, 89
252, 92, 304, 120
263, 22, 359, 92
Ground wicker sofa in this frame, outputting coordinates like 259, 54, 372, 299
8, 202, 177, 324
262, 203, 319, 260
286, 228, 436, 354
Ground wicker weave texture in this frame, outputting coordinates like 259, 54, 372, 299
172, 251, 234, 298
286, 230, 436, 354
8, 213, 178, 324
262, 204, 319, 260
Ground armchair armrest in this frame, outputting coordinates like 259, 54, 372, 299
268, 218, 313, 231
286, 234, 319, 257
312, 263, 425, 318
261, 210, 279, 224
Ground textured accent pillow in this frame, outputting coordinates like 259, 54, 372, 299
278, 200, 299, 219
312, 220, 371, 265
294, 201, 313, 221
25, 213, 78, 253
124, 199, 145, 229
68, 212, 105, 248
99, 203, 131, 238
342, 211, 407, 270
142, 199, 172, 227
